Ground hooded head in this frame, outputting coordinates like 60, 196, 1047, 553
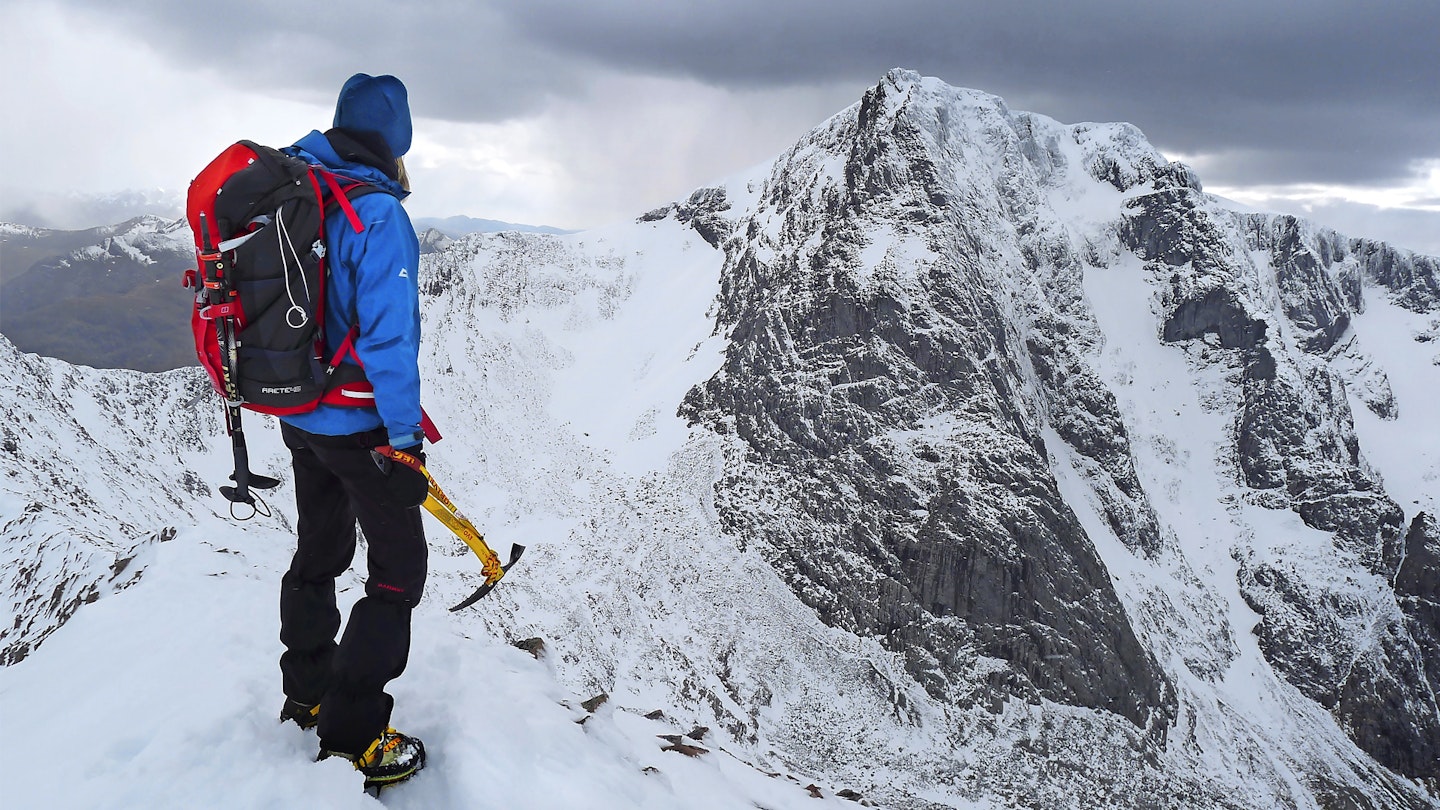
333, 73, 412, 158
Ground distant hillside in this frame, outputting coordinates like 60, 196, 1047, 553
0, 215, 572, 372
0, 218, 196, 371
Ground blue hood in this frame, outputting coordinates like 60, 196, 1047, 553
284, 131, 409, 200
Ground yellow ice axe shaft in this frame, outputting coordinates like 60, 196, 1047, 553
418, 466, 525, 611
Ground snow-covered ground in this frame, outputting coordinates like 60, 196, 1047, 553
1344, 294, 1440, 518
0, 520, 870, 810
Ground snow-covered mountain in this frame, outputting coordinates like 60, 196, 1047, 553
0, 217, 566, 371
2, 70, 1437, 809
0, 216, 196, 371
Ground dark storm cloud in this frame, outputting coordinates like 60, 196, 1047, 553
60, 0, 587, 121
63, 0, 1440, 188
500, 0, 1440, 187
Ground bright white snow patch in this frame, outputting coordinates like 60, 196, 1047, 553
1344, 294, 1440, 517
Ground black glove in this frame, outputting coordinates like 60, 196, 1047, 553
371, 444, 429, 508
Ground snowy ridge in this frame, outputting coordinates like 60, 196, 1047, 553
0, 334, 260, 665
3, 70, 1438, 808
58, 215, 190, 267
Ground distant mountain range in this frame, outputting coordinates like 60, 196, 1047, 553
0, 217, 196, 371
0, 215, 569, 372
0, 187, 571, 239
411, 215, 574, 237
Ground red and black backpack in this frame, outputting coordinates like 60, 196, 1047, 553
184, 140, 379, 415
183, 140, 382, 510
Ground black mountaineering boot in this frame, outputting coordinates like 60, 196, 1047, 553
279, 698, 320, 731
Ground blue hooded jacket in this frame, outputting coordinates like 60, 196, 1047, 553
277, 130, 425, 450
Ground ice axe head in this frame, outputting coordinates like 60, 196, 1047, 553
450, 544, 526, 611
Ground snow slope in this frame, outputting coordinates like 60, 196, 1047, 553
0, 520, 873, 810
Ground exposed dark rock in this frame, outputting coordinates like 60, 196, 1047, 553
1121, 188, 1231, 269
1237, 551, 1439, 787
1161, 286, 1268, 350
1265, 217, 1352, 353
1237, 359, 1405, 576
1123, 166, 1436, 787
669, 187, 735, 248
1025, 316, 1163, 558
658, 735, 709, 757
1396, 512, 1440, 599
1393, 513, 1440, 793
513, 637, 547, 659
1349, 240, 1440, 312
683, 71, 1174, 733
1235, 403, 1435, 787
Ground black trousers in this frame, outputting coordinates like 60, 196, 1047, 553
278, 422, 427, 755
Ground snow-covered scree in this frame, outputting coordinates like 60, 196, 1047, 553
3, 69, 1439, 809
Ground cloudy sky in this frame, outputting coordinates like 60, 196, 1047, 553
3, 0, 1438, 253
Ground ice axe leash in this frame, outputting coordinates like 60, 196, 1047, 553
375, 445, 526, 611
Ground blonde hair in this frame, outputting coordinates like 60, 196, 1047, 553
396, 157, 411, 194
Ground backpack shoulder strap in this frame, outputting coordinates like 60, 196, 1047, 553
316, 170, 370, 234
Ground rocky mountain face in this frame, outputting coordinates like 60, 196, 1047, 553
679, 86, 1174, 734
670, 71, 1437, 806
3, 71, 1437, 809
1126, 185, 1440, 781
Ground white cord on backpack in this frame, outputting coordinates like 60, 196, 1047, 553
275, 205, 311, 329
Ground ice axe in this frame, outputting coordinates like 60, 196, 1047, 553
374, 445, 525, 610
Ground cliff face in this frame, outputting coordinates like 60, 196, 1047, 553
679, 74, 1174, 734
671, 70, 1437, 803
1122, 175, 1440, 782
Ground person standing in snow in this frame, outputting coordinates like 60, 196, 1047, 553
274, 73, 429, 788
